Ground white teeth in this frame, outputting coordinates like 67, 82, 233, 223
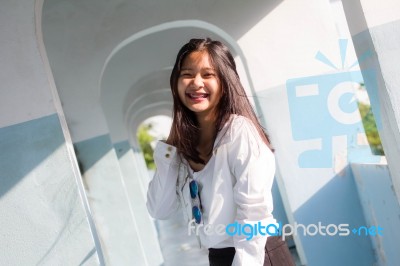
189, 93, 208, 98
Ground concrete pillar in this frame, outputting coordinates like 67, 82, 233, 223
0, 0, 101, 264
342, 0, 400, 205
351, 162, 400, 265
74, 134, 155, 265
114, 140, 164, 266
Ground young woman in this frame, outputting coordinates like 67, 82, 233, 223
147, 38, 294, 266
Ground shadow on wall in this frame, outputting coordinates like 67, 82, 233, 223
0, 113, 99, 265
0, 114, 65, 198
73, 134, 114, 175
293, 167, 375, 266
255, 77, 381, 265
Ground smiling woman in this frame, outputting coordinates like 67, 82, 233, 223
177, 51, 221, 119
146, 38, 295, 266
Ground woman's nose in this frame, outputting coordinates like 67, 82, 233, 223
192, 73, 204, 88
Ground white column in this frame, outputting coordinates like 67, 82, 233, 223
342, 0, 400, 205
114, 140, 164, 266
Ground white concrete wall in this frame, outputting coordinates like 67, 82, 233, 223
0, 0, 55, 128
237, 0, 377, 265
0, 0, 101, 264
237, 0, 349, 89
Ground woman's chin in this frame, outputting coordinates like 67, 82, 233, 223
185, 103, 208, 112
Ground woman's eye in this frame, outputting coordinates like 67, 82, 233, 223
204, 72, 215, 77
180, 72, 191, 77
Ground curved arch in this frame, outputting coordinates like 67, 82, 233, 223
122, 68, 172, 128
99, 19, 257, 144
100, 20, 243, 87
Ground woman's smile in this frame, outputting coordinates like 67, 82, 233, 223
186, 92, 210, 101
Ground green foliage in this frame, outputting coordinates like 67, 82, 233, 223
358, 102, 384, 155
137, 123, 155, 169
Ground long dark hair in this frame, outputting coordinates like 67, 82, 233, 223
169, 38, 272, 164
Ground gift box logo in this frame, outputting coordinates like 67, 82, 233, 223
286, 39, 380, 168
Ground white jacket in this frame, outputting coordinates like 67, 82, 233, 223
146, 115, 276, 266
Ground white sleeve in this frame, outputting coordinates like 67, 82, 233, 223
146, 141, 180, 219
228, 117, 276, 266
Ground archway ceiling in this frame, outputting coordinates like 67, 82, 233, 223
42, 0, 281, 143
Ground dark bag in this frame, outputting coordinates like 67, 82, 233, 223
208, 237, 295, 266
264, 236, 295, 266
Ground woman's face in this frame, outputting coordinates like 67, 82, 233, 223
177, 51, 222, 119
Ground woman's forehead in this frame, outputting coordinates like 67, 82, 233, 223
181, 51, 214, 69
